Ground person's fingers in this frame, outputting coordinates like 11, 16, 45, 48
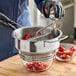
59, 2, 65, 17
54, 4, 64, 19
55, 5, 60, 18
61, 4, 65, 17
53, 5, 58, 18
43, 2, 52, 18
50, 4, 54, 14
59, 5, 62, 19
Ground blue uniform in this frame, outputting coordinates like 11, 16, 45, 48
0, 0, 45, 61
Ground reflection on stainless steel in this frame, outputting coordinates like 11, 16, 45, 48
19, 51, 54, 62
12, 26, 68, 62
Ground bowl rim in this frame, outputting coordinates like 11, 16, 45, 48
12, 26, 62, 42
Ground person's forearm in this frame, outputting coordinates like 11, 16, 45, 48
34, 0, 45, 13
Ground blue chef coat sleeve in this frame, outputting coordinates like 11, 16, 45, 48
0, 0, 32, 61
34, 0, 45, 13
0, 0, 19, 61
17, 0, 32, 26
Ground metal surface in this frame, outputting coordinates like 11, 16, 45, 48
13, 27, 60, 47
12, 26, 68, 62
26, 16, 58, 41
13, 26, 68, 53
0, 12, 20, 29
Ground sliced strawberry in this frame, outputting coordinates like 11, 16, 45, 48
25, 34, 32, 40
33, 35, 36, 37
56, 50, 64, 57
34, 63, 39, 68
70, 47, 75, 52
31, 67, 36, 71
38, 66, 44, 70
56, 51, 61, 57
21, 37, 26, 40
22, 34, 32, 40
56, 46, 75, 60
59, 46, 65, 52
59, 55, 63, 59
37, 32, 41, 36
66, 55, 71, 59
62, 54, 67, 59
64, 49, 73, 56
26, 63, 33, 69
26, 62, 48, 71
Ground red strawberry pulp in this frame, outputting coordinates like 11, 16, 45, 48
21, 32, 41, 40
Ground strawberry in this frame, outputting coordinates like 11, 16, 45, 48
26, 63, 33, 69
66, 55, 71, 59
56, 51, 61, 57
33, 35, 36, 37
62, 54, 67, 59
21, 37, 26, 40
59, 46, 65, 52
31, 67, 36, 71
25, 34, 32, 40
22, 34, 32, 40
59, 55, 63, 59
37, 32, 41, 36
22, 32, 41, 40
38, 66, 44, 70
70, 47, 75, 52
56, 46, 75, 60
65, 49, 73, 56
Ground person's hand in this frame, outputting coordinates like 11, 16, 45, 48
43, 0, 65, 19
